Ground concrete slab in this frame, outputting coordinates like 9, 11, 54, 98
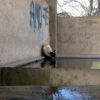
0, 59, 100, 86
0, 86, 100, 100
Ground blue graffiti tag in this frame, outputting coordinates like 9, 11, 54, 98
35, 4, 42, 30
42, 8, 48, 26
30, 0, 48, 32
30, 0, 42, 32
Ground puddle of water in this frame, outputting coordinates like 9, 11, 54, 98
0, 86, 100, 100
0, 59, 100, 100
56, 58, 100, 69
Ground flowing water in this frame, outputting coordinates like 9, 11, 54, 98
0, 58, 100, 100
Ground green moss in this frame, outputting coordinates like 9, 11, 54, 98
91, 62, 100, 69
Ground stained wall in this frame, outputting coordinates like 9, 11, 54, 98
57, 17, 100, 57
0, 0, 49, 66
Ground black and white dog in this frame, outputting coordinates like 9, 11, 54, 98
42, 44, 55, 59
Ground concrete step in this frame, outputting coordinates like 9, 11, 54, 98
0, 59, 100, 86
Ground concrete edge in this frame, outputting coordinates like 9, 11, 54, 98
2, 57, 44, 67
57, 54, 100, 59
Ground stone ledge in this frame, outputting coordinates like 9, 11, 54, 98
2, 57, 44, 67
57, 54, 100, 59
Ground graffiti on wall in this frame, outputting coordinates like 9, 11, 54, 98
30, 0, 48, 32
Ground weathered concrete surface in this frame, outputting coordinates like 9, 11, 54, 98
47, 0, 57, 50
0, 0, 49, 66
1, 66, 100, 86
57, 17, 100, 57
0, 86, 100, 100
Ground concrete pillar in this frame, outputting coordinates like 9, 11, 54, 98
46, 0, 57, 50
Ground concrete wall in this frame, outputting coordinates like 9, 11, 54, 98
57, 16, 100, 57
47, 0, 57, 50
0, 0, 49, 66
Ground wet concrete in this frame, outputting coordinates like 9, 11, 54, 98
0, 86, 100, 100
0, 59, 100, 100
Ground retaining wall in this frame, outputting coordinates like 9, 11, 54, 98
57, 16, 100, 57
